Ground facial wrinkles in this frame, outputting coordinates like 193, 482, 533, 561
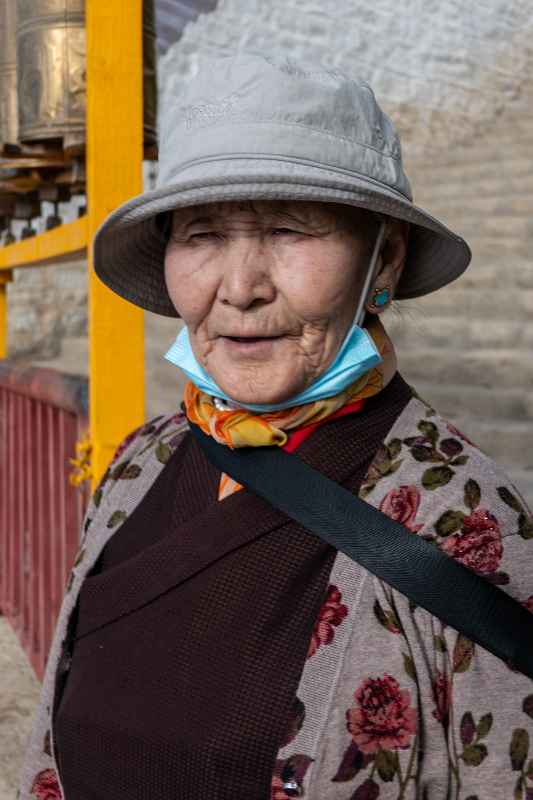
193, 235, 281, 347
188, 242, 347, 369
171, 216, 316, 322
195, 305, 336, 389
281, 244, 358, 378
218, 238, 339, 375
165, 201, 372, 400
170, 204, 336, 240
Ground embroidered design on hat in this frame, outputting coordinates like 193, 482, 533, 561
183, 91, 241, 129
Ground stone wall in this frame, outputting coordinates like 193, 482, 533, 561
159, 0, 533, 157
7, 260, 87, 359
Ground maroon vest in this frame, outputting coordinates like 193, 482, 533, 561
53, 372, 413, 799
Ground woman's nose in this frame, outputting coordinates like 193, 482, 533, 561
216, 237, 276, 310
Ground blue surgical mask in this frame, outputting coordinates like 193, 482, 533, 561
164, 321, 382, 413
164, 221, 387, 413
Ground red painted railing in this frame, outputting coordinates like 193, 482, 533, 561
0, 362, 90, 679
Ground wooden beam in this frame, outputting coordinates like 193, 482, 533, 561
86, 0, 145, 488
0, 217, 87, 271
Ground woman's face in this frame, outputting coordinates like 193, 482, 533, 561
164, 200, 385, 405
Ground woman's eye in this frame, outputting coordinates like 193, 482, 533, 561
271, 227, 297, 236
189, 232, 221, 241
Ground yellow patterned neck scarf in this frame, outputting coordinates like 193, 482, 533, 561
183, 316, 397, 499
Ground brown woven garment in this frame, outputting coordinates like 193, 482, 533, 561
53, 372, 413, 800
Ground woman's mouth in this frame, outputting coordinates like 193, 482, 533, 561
221, 335, 283, 356
226, 336, 279, 343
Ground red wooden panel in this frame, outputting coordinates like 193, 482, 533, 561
21, 394, 31, 653
0, 366, 89, 680
0, 387, 7, 609
6, 388, 15, 619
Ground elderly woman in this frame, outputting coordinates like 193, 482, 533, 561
20, 54, 533, 800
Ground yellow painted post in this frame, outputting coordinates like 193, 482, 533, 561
0, 271, 13, 358
86, 0, 145, 488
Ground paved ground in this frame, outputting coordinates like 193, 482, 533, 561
0, 615, 41, 800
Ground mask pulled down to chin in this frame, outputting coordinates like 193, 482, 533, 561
163, 320, 383, 413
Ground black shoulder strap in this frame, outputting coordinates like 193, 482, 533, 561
190, 422, 533, 681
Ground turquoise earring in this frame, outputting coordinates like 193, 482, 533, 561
370, 286, 391, 308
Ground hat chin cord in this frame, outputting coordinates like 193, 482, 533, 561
352, 219, 388, 329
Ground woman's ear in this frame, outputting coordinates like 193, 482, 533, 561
364, 220, 409, 315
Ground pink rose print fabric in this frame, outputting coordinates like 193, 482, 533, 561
379, 485, 423, 533
30, 769, 62, 800
307, 584, 348, 658
440, 509, 502, 575
270, 586, 348, 797
346, 674, 417, 754
18, 397, 533, 800
332, 673, 419, 792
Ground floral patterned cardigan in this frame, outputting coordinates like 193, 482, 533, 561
18, 392, 533, 800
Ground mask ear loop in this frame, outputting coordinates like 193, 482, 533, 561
353, 219, 388, 328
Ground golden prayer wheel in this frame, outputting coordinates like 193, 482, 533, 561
16, 0, 157, 156
0, 0, 19, 149
16, 0, 87, 154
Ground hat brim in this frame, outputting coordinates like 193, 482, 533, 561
93, 157, 472, 317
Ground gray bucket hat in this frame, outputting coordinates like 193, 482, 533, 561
93, 52, 471, 317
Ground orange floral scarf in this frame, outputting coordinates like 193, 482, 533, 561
183, 316, 397, 499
